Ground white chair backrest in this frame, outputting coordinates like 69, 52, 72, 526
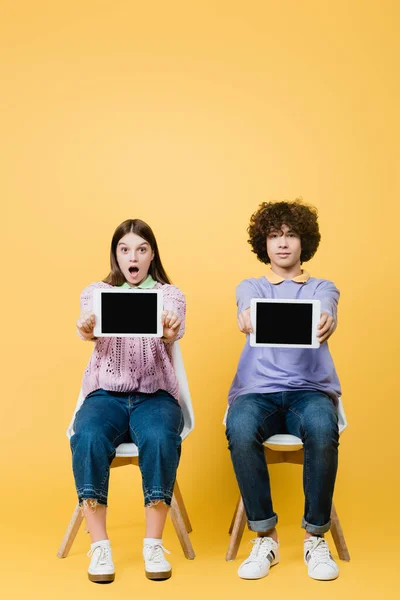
222, 396, 348, 435
66, 341, 194, 441
337, 398, 347, 435
170, 341, 195, 440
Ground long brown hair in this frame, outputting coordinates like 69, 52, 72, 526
103, 219, 171, 286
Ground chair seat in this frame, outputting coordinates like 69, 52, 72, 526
114, 423, 192, 457
117, 434, 304, 458
115, 442, 139, 457
264, 434, 303, 451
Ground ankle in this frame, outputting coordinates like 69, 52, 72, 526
144, 537, 162, 546
90, 538, 110, 548
304, 533, 324, 541
90, 537, 110, 545
257, 528, 278, 543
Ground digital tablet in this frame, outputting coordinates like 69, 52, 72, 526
249, 298, 321, 348
93, 288, 163, 337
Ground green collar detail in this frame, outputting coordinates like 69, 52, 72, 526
118, 274, 157, 289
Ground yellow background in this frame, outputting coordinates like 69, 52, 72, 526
1, 1, 399, 598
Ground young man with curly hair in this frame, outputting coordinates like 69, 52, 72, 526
226, 200, 341, 581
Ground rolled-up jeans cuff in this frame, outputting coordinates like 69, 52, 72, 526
248, 514, 278, 532
302, 517, 331, 535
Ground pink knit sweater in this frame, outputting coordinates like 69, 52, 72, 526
79, 281, 186, 400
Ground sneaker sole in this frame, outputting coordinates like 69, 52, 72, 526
305, 559, 339, 581
145, 569, 172, 580
238, 558, 279, 580
88, 572, 115, 583
308, 570, 339, 581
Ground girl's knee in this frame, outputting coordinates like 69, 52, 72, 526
71, 428, 113, 454
139, 427, 181, 451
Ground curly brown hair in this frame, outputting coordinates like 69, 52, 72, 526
247, 199, 321, 264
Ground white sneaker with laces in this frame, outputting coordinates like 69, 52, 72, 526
143, 539, 172, 580
304, 536, 339, 580
238, 537, 280, 579
87, 539, 115, 583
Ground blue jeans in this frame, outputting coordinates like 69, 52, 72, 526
226, 390, 339, 535
70, 389, 184, 507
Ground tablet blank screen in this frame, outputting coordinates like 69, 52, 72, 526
256, 302, 313, 345
101, 292, 158, 335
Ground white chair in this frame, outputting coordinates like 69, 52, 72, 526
57, 342, 195, 560
224, 398, 350, 562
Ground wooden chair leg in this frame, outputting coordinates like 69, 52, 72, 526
57, 502, 84, 558
169, 494, 195, 559
226, 497, 246, 561
173, 480, 192, 533
229, 497, 240, 534
330, 502, 350, 561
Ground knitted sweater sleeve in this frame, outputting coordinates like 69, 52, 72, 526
77, 282, 111, 341
161, 284, 186, 341
80, 281, 111, 313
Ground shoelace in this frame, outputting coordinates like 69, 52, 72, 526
145, 544, 171, 563
87, 545, 111, 566
305, 537, 331, 564
245, 538, 275, 565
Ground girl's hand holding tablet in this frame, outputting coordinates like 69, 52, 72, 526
161, 309, 181, 341
77, 307, 182, 342
77, 311, 96, 340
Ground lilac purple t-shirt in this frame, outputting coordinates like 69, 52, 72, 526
228, 272, 342, 404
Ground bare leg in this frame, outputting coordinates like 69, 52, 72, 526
82, 501, 108, 543
145, 503, 169, 538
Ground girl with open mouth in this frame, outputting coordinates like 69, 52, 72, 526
72, 218, 186, 584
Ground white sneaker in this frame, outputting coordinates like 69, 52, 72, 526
143, 540, 172, 580
87, 539, 115, 583
304, 536, 339, 580
238, 537, 280, 579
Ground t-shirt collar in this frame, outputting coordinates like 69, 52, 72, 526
118, 274, 157, 289
265, 267, 310, 284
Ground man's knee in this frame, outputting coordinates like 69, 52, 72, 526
226, 405, 260, 450
302, 413, 339, 450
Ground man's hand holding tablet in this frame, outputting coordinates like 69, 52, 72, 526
317, 312, 336, 344
237, 307, 253, 334
238, 305, 335, 345
237, 300, 335, 348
